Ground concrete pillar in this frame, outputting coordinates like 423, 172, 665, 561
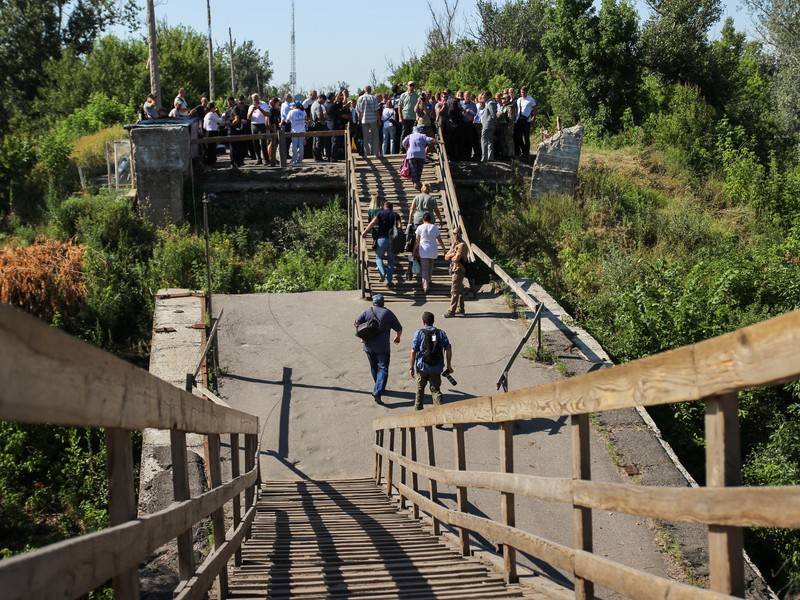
530, 125, 585, 199
130, 125, 193, 225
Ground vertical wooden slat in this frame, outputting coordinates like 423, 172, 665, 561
572, 414, 594, 600
400, 427, 407, 510
278, 129, 287, 168
453, 424, 469, 556
385, 428, 395, 498
170, 429, 194, 582
706, 393, 744, 597
207, 433, 229, 599
229, 432, 242, 567
409, 427, 420, 520
500, 423, 518, 583
106, 428, 139, 599
375, 429, 384, 485
425, 425, 441, 536
244, 433, 257, 541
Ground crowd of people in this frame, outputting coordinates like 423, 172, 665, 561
140, 82, 538, 167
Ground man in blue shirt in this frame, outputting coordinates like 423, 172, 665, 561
354, 294, 403, 404
409, 312, 453, 411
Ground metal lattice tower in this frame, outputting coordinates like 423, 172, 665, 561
289, 0, 296, 95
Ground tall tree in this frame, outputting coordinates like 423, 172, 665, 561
0, 0, 137, 132
745, 0, 800, 135
544, 0, 640, 131
218, 40, 273, 97
641, 0, 721, 88
468, 0, 551, 72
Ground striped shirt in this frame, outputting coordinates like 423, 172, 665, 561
356, 93, 378, 123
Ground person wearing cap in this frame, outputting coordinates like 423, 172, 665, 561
402, 126, 440, 190
286, 100, 308, 165
397, 81, 419, 145
354, 294, 403, 404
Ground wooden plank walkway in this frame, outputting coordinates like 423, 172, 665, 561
354, 154, 453, 303
228, 478, 539, 599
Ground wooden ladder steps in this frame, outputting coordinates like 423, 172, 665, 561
227, 478, 533, 599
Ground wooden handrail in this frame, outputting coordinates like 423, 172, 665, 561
376, 445, 800, 528
0, 304, 261, 600
374, 308, 800, 429
373, 310, 800, 597
192, 129, 347, 145
0, 304, 257, 434
192, 307, 224, 380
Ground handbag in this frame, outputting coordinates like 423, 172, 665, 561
400, 157, 411, 179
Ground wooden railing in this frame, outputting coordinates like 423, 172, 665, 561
372, 309, 800, 599
0, 304, 261, 600
193, 128, 347, 169
345, 124, 370, 298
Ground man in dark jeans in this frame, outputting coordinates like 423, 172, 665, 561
410, 312, 453, 410
354, 294, 403, 404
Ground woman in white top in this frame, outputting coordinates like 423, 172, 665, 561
414, 211, 445, 294
286, 101, 308, 165
381, 99, 397, 155
202, 102, 222, 165
248, 93, 271, 165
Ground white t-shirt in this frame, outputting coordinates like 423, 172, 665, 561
517, 95, 537, 119
248, 102, 269, 125
203, 111, 222, 131
416, 223, 440, 259
287, 108, 307, 132
382, 107, 395, 127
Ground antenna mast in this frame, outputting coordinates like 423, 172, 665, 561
290, 0, 297, 94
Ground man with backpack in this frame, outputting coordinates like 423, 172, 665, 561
361, 200, 402, 287
354, 294, 403, 405
410, 312, 453, 411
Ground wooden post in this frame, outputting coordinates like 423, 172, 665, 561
706, 393, 744, 597
278, 129, 287, 168
244, 433, 257, 540
106, 428, 139, 599
170, 429, 194, 582
375, 429, 384, 485
409, 427, 420, 520
386, 428, 395, 498
572, 414, 594, 599
400, 428, 407, 510
230, 432, 242, 566
453, 424, 469, 556
500, 423, 518, 583
425, 425, 441, 536
207, 434, 229, 598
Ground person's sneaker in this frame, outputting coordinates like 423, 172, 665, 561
256, 159, 263, 165
443, 311, 455, 318
457, 309, 466, 316
414, 405, 423, 411
372, 394, 383, 405
379, 273, 385, 282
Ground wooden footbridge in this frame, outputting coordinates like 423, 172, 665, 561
2, 133, 800, 599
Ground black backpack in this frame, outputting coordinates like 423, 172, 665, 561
356, 308, 382, 340
422, 328, 444, 365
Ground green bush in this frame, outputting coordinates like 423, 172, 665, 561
256, 249, 356, 293
272, 200, 348, 260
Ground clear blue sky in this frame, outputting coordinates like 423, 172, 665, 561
120, 0, 755, 92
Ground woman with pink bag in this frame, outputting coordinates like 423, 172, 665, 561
401, 126, 439, 190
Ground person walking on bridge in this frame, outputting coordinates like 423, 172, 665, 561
414, 212, 445, 295
402, 126, 439, 190
362, 200, 402, 287
354, 294, 403, 405
410, 312, 453, 411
